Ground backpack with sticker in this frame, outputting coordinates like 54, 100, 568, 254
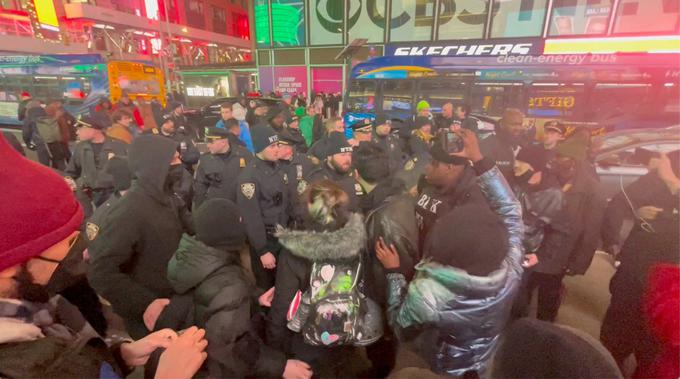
277, 213, 383, 347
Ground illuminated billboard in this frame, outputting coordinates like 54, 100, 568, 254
33, 0, 60, 32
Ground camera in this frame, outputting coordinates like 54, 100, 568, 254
441, 131, 465, 154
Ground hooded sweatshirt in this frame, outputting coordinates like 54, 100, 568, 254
88, 135, 184, 338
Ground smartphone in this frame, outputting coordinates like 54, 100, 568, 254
442, 131, 464, 154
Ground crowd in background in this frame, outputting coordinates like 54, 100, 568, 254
0, 87, 678, 379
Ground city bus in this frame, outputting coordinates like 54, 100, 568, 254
345, 53, 680, 137
0, 54, 166, 126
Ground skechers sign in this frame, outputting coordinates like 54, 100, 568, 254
387, 38, 543, 57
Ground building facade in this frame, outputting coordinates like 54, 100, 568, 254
253, 0, 680, 96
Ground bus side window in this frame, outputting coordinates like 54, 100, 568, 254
382, 80, 414, 112
348, 80, 376, 112
418, 80, 466, 114
470, 83, 523, 117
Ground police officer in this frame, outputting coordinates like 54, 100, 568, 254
304, 131, 363, 211
267, 106, 286, 133
237, 123, 289, 289
278, 129, 317, 227
64, 116, 128, 218
372, 114, 405, 172
149, 116, 200, 169
193, 127, 252, 208
286, 115, 308, 153
349, 119, 373, 146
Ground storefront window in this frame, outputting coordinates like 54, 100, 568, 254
490, 0, 548, 37
548, 0, 612, 36
185, 0, 205, 29
613, 0, 679, 35
310, 0, 344, 45
437, 0, 489, 40
271, 0, 306, 46
255, 0, 271, 47
212, 7, 227, 35
348, 0, 387, 43
390, 0, 434, 42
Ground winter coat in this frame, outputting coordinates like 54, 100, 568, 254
64, 137, 129, 190
362, 177, 418, 306
299, 115, 314, 147
0, 297, 130, 379
479, 129, 524, 185
557, 164, 607, 275
106, 122, 133, 144
22, 106, 47, 146
167, 234, 286, 378
87, 135, 184, 339
602, 173, 680, 284
267, 213, 367, 352
386, 166, 524, 376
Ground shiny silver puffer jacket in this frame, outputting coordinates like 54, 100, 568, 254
386, 166, 524, 377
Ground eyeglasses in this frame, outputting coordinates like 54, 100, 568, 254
31, 234, 79, 265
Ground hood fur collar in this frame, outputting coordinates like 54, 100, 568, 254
276, 213, 365, 261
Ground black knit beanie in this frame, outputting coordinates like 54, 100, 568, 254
194, 198, 246, 251
250, 122, 279, 153
425, 203, 507, 276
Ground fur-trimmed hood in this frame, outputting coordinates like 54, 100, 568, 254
276, 213, 365, 261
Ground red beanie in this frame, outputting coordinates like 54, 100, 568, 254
0, 135, 83, 272
20, 91, 30, 98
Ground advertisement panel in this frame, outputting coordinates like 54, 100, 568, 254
259, 66, 308, 95
348, 0, 387, 43
385, 38, 544, 57
309, 0, 344, 45
311, 67, 342, 94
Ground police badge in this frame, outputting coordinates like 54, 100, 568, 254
297, 179, 308, 195
86, 222, 99, 241
241, 183, 255, 199
283, 173, 289, 185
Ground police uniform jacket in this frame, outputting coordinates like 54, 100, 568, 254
373, 133, 406, 172
305, 162, 364, 212
236, 157, 290, 256
281, 152, 317, 226
193, 146, 252, 207
64, 137, 128, 190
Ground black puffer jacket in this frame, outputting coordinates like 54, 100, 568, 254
167, 234, 286, 378
88, 135, 184, 339
362, 177, 418, 306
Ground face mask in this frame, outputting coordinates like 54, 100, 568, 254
13, 265, 50, 303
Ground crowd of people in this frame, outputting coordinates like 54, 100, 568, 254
1, 89, 678, 379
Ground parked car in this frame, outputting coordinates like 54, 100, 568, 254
592, 126, 680, 199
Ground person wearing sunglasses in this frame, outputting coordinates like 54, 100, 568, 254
0, 135, 207, 379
